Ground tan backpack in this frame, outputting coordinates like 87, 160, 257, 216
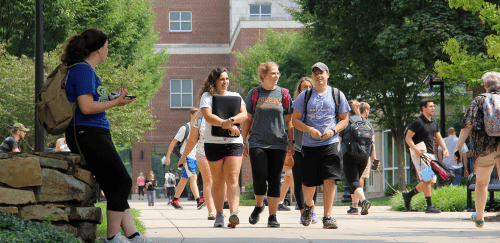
37, 63, 84, 135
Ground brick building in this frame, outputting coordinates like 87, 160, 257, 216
131, 0, 303, 191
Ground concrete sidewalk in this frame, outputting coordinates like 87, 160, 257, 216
130, 198, 499, 243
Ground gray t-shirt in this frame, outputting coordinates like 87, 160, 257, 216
0, 136, 18, 152
246, 86, 293, 150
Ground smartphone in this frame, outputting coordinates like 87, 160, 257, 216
125, 95, 136, 99
454, 150, 461, 162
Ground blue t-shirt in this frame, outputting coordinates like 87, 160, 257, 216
292, 86, 350, 147
65, 62, 110, 129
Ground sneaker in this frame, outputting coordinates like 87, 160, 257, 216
301, 205, 313, 226
424, 206, 441, 214
295, 204, 299, 210
228, 212, 239, 228
347, 206, 359, 215
322, 216, 338, 229
471, 212, 484, 228
277, 203, 291, 211
214, 214, 225, 227
127, 232, 153, 243
267, 214, 280, 228
311, 210, 319, 224
197, 197, 206, 210
402, 191, 412, 211
170, 199, 183, 210
361, 199, 371, 215
249, 205, 265, 225
208, 214, 216, 220
223, 201, 230, 209
103, 232, 127, 243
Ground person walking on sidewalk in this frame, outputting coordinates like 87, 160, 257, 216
292, 62, 350, 229
278, 160, 293, 212
437, 127, 469, 186
166, 108, 204, 210
145, 171, 157, 206
403, 99, 449, 213
164, 169, 176, 201
137, 172, 145, 200
453, 71, 500, 228
200, 68, 247, 228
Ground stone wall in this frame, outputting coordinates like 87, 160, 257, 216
0, 152, 100, 242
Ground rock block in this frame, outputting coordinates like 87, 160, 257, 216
0, 157, 42, 188
18, 205, 68, 222
39, 157, 68, 171
70, 221, 97, 241
0, 206, 18, 214
73, 168, 95, 187
0, 187, 36, 205
0, 152, 7, 159
34, 169, 93, 203
52, 222, 78, 236
66, 207, 102, 224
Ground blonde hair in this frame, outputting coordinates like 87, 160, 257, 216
359, 102, 370, 114
258, 62, 278, 83
348, 100, 360, 115
294, 77, 314, 99
190, 107, 199, 115
148, 171, 155, 180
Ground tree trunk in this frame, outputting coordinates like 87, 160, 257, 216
394, 131, 407, 191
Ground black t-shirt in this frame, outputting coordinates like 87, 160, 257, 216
145, 179, 157, 191
0, 136, 18, 153
408, 115, 439, 154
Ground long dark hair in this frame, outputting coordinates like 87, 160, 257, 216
60, 28, 108, 66
198, 68, 228, 102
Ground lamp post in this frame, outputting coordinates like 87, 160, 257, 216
429, 75, 446, 135
34, 0, 45, 152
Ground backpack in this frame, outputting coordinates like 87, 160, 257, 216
248, 86, 290, 134
344, 115, 374, 160
172, 124, 190, 158
479, 92, 500, 136
37, 63, 85, 135
167, 173, 175, 185
302, 87, 340, 122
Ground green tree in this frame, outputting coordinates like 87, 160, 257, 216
290, 0, 489, 190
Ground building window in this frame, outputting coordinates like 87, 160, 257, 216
382, 130, 412, 189
249, 4, 271, 17
169, 11, 192, 32
170, 79, 192, 108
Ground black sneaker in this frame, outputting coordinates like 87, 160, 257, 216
223, 201, 230, 209
322, 216, 338, 229
249, 205, 265, 225
402, 192, 412, 211
361, 199, 371, 215
277, 203, 291, 211
170, 199, 183, 210
197, 197, 206, 210
425, 206, 441, 214
347, 206, 359, 215
301, 205, 313, 226
267, 214, 280, 228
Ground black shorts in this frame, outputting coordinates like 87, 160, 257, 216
302, 143, 342, 187
204, 143, 244, 162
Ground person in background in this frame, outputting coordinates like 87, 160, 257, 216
438, 127, 469, 186
145, 171, 157, 206
137, 172, 145, 200
164, 169, 176, 201
278, 157, 293, 211
0, 123, 29, 153
55, 133, 71, 152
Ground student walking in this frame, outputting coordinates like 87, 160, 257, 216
437, 127, 469, 186
292, 62, 350, 229
200, 68, 247, 228
145, 171, 157, 206
137, 172, 145, 200
242, 62, 294, 228
453, 71, 500, 228
403, 99, 449, 213
164, 169, 176, 201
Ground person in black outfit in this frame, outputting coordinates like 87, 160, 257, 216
145, 171, 157, 206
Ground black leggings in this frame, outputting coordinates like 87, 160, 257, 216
292, 151, 318, 210
138, 186, 145, 196
249, 147, 287, 198
343, 153, 368, 194
66, 126, 132, 212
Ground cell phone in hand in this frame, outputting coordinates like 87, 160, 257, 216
454, 150, 461, 162
125, 95, 136, 99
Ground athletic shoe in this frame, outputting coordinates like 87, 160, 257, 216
277, 203, 291, 211
228, 212, 239, 228
347, 206, 359, 215
301, 205, 313, 226
424, 206, 441, 214
249, 205, 265, 225
402, 191, 412, 211
361, 199, 371, 215
322, 216, 338, 229
208, 214, 216, 220
127, 232, 153, 243
214, 214, 225, 227
311, 210, 319, 224
103, 232, 127, 243
471, 212, 484, 228
267, 214, 280, 228
295, 204, 299, 210
170, 199, 183, 210
223, 201, 230, 209
197, 197, 206, 210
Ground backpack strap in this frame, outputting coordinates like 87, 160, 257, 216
180, 124, 189, 145
333, 87, 340, 121
282, 87, 290, 109
302, 88, 313, 122
251, 87, 260, 111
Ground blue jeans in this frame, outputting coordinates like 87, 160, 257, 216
446, 168, 462, 186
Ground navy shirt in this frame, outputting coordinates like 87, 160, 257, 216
65, 62, 110, 129
408, 115, 439, 154
0, 136, 18, 152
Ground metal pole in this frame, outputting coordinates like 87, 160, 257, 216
440, 83, 445, 135
34, 0, 45, 152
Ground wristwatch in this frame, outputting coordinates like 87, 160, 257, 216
290, 140, 295, 144
332, 129, 337, 135
229, 117, 235, 124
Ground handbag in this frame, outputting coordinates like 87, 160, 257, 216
428, 158, 455, 184
418, 155, 436, 182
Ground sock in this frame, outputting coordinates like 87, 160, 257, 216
279, 201, 284, 205
196, 197, 200, 203
127, 232, 140, 239
173, 197, 179, 201
106, 235, 116, 241
425, 197, 433, 207
408, 188, 419, 198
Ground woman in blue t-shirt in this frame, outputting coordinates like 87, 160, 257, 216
61, 28, 147, 243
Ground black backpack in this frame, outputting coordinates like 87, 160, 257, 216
172, 124, 189, 158
344, 115, 374, 160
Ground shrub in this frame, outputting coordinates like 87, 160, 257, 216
95, 203, 146, 238
0, 210, 79, 243
390, 185, 468, 211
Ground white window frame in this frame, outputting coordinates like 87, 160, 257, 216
382, 130, 411, 190
249, 4, 272, 17
169, 11, 192, 32
170, 79, 193, 108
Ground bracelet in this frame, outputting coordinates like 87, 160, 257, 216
308, 127, 314, 134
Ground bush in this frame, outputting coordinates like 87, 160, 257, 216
390, 185, 468, 211
95, 203, 146, 238
0, 210, 79, 243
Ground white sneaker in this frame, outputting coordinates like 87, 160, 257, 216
103, 232, 127, 243
127, 232, 153, 243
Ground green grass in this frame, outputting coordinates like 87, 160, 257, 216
333, 196, 392, 206
95, 203, 146, 238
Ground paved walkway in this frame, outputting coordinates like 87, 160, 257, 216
130, 198, 499, 243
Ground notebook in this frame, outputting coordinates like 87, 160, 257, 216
211, 95, 241, 137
